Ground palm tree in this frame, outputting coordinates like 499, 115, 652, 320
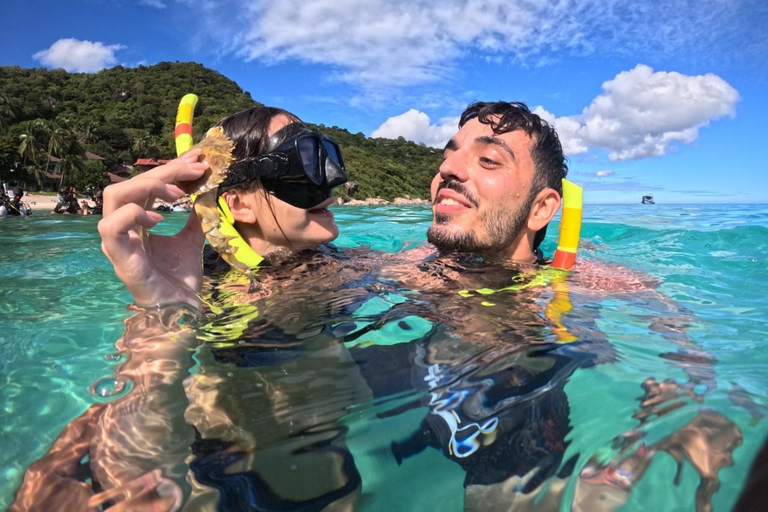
146, 137, 163, 160
55, 129, 86, 188
55, 151, 85, 189
76, 121, 98, 145
18, 120, 49, 187
0, 94, 15, 134
132, 133, 150, 156
47, 122, 71, 186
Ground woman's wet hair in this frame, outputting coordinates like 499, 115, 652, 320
216, 106, 305, 247
217, 107, 304, 193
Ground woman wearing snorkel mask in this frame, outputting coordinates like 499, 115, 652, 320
215, 107, 347, 259
11, 107, 361, 512
98, 106, 348, 309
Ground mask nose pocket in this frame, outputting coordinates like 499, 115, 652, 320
324, 157, 348, 188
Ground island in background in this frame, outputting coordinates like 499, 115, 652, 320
0, 62, 443, 204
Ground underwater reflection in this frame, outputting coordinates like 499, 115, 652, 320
11, 251, 746, 512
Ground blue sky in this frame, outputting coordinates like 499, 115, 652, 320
3, 0, 768, 203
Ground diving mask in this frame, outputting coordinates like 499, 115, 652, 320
220, 127, 348, 209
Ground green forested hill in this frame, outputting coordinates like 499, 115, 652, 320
0, 62, 441, 200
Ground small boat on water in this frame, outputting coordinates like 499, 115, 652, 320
642, 195, 655, 204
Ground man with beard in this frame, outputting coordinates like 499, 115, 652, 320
369, 102, 736, 512
426, 101, 564, 264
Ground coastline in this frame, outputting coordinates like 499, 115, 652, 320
22, 194, 430, 209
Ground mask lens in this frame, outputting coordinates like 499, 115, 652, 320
263, 180, 331, 209
322, 140, 342, 167
297, 136, 322, 185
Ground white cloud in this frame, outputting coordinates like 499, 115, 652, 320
185, 0, 762, 93
581, 65, 738, 160
33, 39, 126, 73
594, 170, 614, 177
379, 65, 739, 160
536, 65, 738, 161
372, 109, 459, 148
533, 106, 589, 156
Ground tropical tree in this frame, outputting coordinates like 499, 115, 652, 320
0, 94, 15, 134
55, 152, 85, 189
76, 121, 99, 145
56, 132, 86, 187
47, 120, 71, 185
70, 159, 109, 192
146, 137, 163, 160
18, 120, 49, 187
132, 133, 150, 156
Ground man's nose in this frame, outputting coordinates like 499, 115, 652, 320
438, 151, 469, 182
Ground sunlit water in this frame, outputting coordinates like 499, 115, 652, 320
1, 204, 767, 511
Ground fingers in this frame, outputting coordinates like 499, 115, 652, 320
98, 203, 164, 264
88, 470, 182, 512
136, 149, 210, 186
103, 153, 208, 216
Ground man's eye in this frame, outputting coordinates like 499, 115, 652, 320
480, 157, 499, 166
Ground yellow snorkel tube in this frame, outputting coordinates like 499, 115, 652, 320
174, 94, 264, 272
552, 179, 583, 270
546, 178, 582, 341
457, 178, 583, 342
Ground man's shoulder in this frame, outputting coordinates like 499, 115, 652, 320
570, 259, 660, 292
395, 244, 438, 262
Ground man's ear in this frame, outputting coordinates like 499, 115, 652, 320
223, 191, 258, 225
527, 187, 561, 232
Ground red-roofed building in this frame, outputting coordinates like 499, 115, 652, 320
133, 158, 171, 174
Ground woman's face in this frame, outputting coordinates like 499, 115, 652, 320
233, 114, 340, 254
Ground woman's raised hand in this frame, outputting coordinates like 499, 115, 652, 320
98, 150, 209, 309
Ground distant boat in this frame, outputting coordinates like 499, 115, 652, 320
642, 195, 655, 204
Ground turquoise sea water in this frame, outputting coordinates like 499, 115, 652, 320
1, 204, 767, 511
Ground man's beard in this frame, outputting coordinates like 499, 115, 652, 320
427, 183, 536, 258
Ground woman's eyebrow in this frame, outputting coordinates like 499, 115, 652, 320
475, 135, 516, 162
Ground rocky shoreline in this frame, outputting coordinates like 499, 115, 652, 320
339, 196, 429, 206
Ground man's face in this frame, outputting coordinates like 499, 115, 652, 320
427, 118, 537, 257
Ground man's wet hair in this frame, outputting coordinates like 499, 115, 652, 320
459, 102, 568, 252
459, 101, 568, 197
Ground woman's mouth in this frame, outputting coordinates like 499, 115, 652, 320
307, 197, 336, 215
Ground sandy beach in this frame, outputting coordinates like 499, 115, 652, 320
23, 194, 60, 207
